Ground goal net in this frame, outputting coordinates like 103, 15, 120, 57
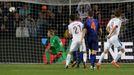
0, 0, 133, 63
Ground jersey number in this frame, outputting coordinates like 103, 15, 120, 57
91, 22, 96, 30
73, 25, 81, 34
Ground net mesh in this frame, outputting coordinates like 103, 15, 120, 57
0, 0, 133, 63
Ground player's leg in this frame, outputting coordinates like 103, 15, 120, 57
45, 43, 52, 64
45, 51, 50, 64
76, 50, 81, 68
90, 50, 97, 70
65, 51, 72, 68
80, 39, 87, 68
56, 51, 66, 64
71, 51, 78, 67
90, 37, 99, 70
96, 49, 108, 70
97, 40, 111, 70
82, 51, 87, 69
66, 39, 77, 67
65, 41, 78, 68
111, 37, 125, 68
114, 48, 125, 62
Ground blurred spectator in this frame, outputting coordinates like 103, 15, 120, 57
93, 5, 101, 22
0, 6, 2, 15
41, 5, 55, 24
8, 10, 16, 36
0, 15, 9, 32
14, 13, 21, 28
2, 2, 11, 16
19, 4, 31, 20
2, 2, 16, 36
24, 14, 37, 37
76, 2, 91, 21
54, 6, 64, 36
16, 21, 29, 37
124, 4, 132, 20
36, 6, 55, 37
1, 2, 10, 32
36, 12, 49, 37
0, 4, 4, 32
54, 6, 69, 37
121, 4, 133, 41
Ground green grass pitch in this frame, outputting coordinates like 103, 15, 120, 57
0, 64, 133, 75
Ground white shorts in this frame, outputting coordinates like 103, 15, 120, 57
105, 35, 123, 49
69, 39, 86, 52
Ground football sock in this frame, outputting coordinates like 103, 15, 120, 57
80, 52, 83, 61
115, 51, 122, 62
73, 51, 77, 61
66, 54, 71, 66
77, 52, 83, 64
98, 52, 105, 64
90, 54, 96, 67
83, 52, 87, 63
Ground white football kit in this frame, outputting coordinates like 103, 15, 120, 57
68, 21, 86, 52
105, 17, 124, 49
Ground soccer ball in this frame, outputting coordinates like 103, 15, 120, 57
9, 7, 16, 12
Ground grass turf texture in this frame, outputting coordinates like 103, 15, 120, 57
0, 64, 133, 75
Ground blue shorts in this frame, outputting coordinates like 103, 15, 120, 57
87, 36, 98, 51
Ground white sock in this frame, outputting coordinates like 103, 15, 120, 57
65, 54, 71, 66
83, 53, 87, 63
98, 52, 105, 64
114, 51, 122, 62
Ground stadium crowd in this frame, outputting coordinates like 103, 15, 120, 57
0, 1, 133, 63
0, 2, 133, 40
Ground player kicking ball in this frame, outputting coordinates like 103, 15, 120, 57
65, 14, 87, 69
97, 9, 125, 70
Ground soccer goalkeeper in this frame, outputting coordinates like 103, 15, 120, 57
45, 29, 66, 64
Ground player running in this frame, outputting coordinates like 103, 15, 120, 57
65, 14, 87, 69
81, 11, 101, 70
97, 9, 125, 70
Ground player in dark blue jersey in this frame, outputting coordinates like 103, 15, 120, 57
81, 11, 102, 70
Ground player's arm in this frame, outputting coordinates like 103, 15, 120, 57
67, 25, 72, 38
106, 24, 110, 33
106, 19, 112, 34
107, 25, 118, 39
81, 22, 87, 43
45, 43, 52, 53
54, 36, 63, 57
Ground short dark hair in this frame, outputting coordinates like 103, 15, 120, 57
88, 11, 93, 17
114, 9, 122, 17
69, 14, 79, 21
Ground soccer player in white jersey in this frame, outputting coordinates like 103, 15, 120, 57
65, 14, 87, 69
97, 9, 125, 70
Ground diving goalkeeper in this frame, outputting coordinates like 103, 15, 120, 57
45, 29, 66, 64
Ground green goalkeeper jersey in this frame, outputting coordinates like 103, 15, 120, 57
50, 36, 65, 54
